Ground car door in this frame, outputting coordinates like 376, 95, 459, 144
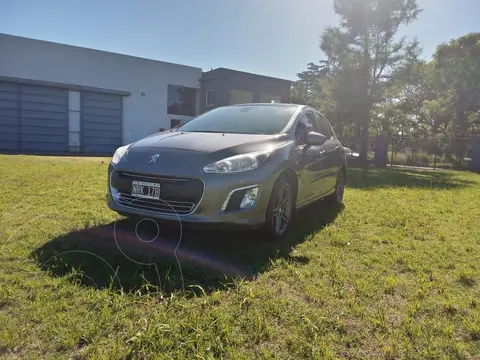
314, 112, 342, 192
291, 110, 331, 206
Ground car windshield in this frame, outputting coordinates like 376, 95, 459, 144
177, 105, 298, 135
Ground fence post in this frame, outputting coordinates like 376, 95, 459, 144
471, 135, 480, 173
390, 136, 394, 166
374, 135, 388, 168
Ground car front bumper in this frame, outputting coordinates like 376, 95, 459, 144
106, 163, 280, 229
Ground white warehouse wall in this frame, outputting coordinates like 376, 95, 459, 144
0, 34, 203, 144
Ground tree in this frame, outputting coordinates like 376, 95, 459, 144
291, 62, 327, 105
323, 58, 365, 146
380, 61, 451, 137
320, 0, 422, 163
292, 60, 364, 146
434, 33, 480, 159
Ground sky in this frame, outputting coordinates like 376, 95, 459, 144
1, 0, 479, 81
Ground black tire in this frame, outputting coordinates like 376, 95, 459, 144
264, 178, 295, 241
326, 170, 345, 205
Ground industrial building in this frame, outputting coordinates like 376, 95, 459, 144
0, 33, 291, 154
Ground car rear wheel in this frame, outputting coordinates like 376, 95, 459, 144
264, 179, 294, 241
326, 170, 345, 205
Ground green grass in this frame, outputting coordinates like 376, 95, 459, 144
0, 154, 479, 359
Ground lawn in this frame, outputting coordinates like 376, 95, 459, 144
0, 154, 479, 359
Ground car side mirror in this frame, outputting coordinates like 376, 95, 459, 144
306, 131, 327, 146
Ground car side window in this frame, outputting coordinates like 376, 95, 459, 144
315, 113, 332, 138
294, 111, 318, 145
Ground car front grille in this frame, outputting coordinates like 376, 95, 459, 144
111, 171, 204, 216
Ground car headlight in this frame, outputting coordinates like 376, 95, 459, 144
111, 144, 132, 165
203, 150, 271, 173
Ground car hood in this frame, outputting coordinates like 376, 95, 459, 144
132, 131, 283, 153
116, 131, 289, 176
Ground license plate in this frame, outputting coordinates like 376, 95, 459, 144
131, 180, 160, 200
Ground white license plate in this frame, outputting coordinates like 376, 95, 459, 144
131, 180, 160, 200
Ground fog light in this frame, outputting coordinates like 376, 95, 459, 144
240, 187, 259, 209
221, 185, 260, 212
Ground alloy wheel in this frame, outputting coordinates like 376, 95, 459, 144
271, 183, 293, 236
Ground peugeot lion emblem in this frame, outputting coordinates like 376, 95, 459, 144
149, 154, 160, 164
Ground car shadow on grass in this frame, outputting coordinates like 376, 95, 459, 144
347, 166, 476, 189
31, 201, 342, 295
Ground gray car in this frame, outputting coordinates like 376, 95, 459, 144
107, 103, 346, 240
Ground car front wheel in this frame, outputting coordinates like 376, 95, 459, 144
264, 178, 294, 241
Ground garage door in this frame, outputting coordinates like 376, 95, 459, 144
0, 82, 19, 151
82, 92, 122, 154
0, 81, 69, 153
